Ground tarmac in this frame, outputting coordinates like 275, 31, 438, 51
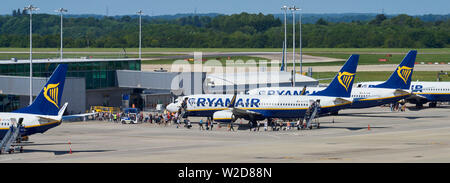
1, 104, 450, 163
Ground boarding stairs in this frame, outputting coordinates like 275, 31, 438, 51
0, 118, 24, 154
305, 102, 320, 129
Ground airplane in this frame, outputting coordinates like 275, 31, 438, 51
357, 81, 450, 108
0, 64, 68, 140
247, 50, 417, 114
166, 54, 359, 126
355, 51, 450, 107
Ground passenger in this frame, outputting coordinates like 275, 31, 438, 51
163, 114, 168, 126
199, 119, 204, 130
176, 115, 181, 128
394, 102, 400, 111
139, 112, 144, 122
187, 119, 192, 129
173, 112, 178, 124
209, 118, 213, 131
401, 102, 407, 112
229, 123, 235, 131
269, 119, 276, 131
264, 120, 268, 131
156, 114, 161, 124
305, 108, 312, 123
172, 113, 177, 124
297, 119, 303, 130
144, 113, 149, 123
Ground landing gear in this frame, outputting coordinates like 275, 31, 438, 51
429, 102, 437, 108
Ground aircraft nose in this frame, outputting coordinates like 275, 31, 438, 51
166, 103, 179, 113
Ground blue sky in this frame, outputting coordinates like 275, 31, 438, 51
2, 0, 449, 16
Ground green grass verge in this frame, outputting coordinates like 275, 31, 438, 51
302, 53, 450, 66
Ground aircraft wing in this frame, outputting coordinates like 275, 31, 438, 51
232, 108, 264, 119
335, 97, 352, 105
406, 93, 428, 103
62, 112, 97, 121
395, 89, 411, 95
37, 116, 61, 122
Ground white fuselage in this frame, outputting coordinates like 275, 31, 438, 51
247, 87, 410, 109
0, 112, 62, 139
167, 94, 352, 119
356, 81, 450, 103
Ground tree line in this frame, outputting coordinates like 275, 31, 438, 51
0, 11, 448, 48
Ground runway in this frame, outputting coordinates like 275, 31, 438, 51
1, 105, 450, 163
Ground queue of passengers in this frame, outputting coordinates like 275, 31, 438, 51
93, 110, 180, 125
94, 110, 311, 132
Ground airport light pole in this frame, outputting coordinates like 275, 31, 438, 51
56, 8, 68, 61
24, 5, 39, 105
137, 10, 144, 59
298, 8, 303, 74
281, 6, 288, 72
289, 6, 299, 86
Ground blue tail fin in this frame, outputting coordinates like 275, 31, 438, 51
14, 64, 68, 116
310, 55, 359, 97
372, 50, 417, 89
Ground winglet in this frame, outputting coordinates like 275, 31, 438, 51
58, 102, 69, 118
300, 85, 307, 95
228, 92, 237, 108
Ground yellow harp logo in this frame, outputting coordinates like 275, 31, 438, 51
44, 83, 60, 108
397, 66, 412, 84
337, 72, 355, 91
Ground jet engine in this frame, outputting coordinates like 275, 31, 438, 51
212, 110, 236, 123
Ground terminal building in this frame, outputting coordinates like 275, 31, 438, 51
0, 58, 141, 114
0, 58, 318, 114
0, 58, 206, 114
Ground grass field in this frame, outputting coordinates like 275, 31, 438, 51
313, 71, 450, 84
1, 48, 449, 67
141, 52, 450, 66
301, 53, 450, 66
